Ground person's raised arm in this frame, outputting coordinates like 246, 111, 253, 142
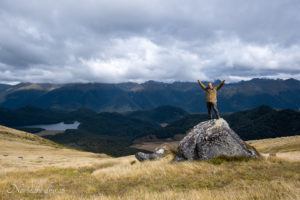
198, 80, 206, 90
215, 80, 225, 90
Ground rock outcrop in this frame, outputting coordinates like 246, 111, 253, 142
173, 118, 259, 162
135, 148, 165, 162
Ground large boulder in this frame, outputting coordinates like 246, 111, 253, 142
173, 118, 259, 162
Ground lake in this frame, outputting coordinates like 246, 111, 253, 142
21, 121, 80, 131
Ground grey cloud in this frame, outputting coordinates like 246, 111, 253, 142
0, 0, 300, 84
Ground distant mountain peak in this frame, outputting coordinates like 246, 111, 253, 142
0, 78, 299, 112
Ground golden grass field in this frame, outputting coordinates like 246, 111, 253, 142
0, 125, 299, 200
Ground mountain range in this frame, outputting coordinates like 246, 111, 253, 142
0, 78, 300, 112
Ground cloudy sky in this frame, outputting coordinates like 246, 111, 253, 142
0, 0, 300, 84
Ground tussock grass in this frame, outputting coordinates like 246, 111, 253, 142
244, 141, 262, 157
0, 155, 299, 200
164, 144, 178, 158
250, 135, 300, 161
0, 125, 65, 149
250, 135, 300, 153
208, 155, 253, 165
0, 126, 299, 199
0, 125, 110, 172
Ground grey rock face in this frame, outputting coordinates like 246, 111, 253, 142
173, 118, 259, 162
135, 149, 164, 162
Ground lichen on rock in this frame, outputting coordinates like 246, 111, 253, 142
173, 118, 259, 162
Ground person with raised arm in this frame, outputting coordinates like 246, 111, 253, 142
197, 80, 225, 119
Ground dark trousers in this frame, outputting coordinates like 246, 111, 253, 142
206, 102, 220, 119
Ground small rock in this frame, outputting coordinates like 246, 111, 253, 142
135, 151, 163, 162
135, 147, 166, 162
18, 156, 23, 159
155, 148, 165, 154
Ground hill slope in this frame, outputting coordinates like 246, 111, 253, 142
0, 125, 109, 172
0, 126, 299, 200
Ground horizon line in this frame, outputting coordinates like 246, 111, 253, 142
0, 77, 299, 86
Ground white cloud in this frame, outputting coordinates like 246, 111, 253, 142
206, 37, 300, 71
78, 37, 205, 83
0, 0, 300, 84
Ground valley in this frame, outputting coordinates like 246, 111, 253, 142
1, 104, 299, 157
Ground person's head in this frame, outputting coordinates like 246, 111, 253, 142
208, 82, 213, 89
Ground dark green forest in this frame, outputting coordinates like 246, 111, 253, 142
1, 104, 299, 156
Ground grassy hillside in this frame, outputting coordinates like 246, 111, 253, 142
0, 125, 65, 149
0, 126, 299, 200
249, 135, 300, 162
250, 135, 300, 153
0, 125, 109, 172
